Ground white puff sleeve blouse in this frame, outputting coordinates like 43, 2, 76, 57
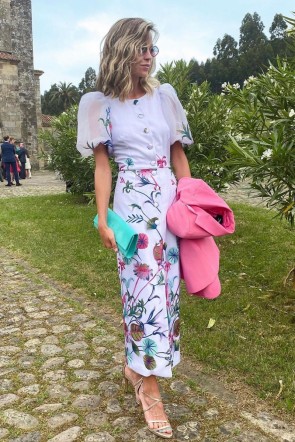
76, 91, 113, 158
159, 83, 193, 146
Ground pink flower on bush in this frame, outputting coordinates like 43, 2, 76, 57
134, 263, 153, 280
137, 233, 149, 249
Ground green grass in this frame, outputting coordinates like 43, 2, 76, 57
0, 194, 294, 412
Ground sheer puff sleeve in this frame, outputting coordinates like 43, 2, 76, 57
76, 91, 113, 157
159, 83, 193, 147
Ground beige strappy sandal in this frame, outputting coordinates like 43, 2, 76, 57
122, 364, 143, 405
140, 389, 173, 439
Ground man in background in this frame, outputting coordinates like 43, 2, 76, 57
18, 142, 29, 179
0, 135, 22, 187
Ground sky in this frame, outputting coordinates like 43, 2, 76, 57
31, 0, 295, 94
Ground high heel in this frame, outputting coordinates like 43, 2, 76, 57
139, 386, 173, 439
122, 364, 143, 405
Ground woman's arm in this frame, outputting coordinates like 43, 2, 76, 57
94, 145, 117, 252
171, 141, 191, 180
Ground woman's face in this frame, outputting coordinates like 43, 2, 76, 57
131, 35, 154, 80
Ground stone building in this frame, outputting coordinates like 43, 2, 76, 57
0, 0, 43, 168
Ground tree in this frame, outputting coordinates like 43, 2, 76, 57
213, 34, 238, 60
78, 67, 97, 95
269, 14, 288, 39
50, 82, 79, 112
238, 13, 274, 79
239, 12, 267, 53
41, 84, 63, 116
212, 34, 240, 90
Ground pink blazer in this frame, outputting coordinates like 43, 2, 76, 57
167, 178, 235, 299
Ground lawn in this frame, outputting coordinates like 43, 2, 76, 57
1, 194, 294, 412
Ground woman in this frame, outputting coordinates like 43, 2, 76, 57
77, 18, 193, 439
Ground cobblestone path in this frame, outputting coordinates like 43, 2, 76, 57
1, 254, 295, 442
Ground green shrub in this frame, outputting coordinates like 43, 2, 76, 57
225, 60, 295, 225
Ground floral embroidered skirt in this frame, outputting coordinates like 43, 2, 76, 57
114, 168, 180, 378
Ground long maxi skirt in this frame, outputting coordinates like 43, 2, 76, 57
113, 167, 181, 378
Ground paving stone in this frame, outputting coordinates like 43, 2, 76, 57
74, 370, 100, 381
43, 370, 67, 383
170, 380, 191, 394
44, 336, 60, 345
84, 433, 115, 442
8, 432, 41, 442
0, 393, 19, 409
203, 408, 220, 419
70, 313, 90, 323
23, 328, 47, 338
28, 311, 50, 319
47, 384, 71, 400
1, 409, 39, 430
227, 430, 273, 441
0, 379, 14, 392
47, 426, 81, 441
219, 421, 242, 435
134, 427, 157, 441
112, 416, 134, 430
47, 412, 79, 429
0, 356, 12, 368
106, 398, 122, 413
0, 346, 21, 354
18, 356, 36, 369
165, 403, 192, 419
71, 381, 91, 392
97, 381, 120, 397
33, 403, 63, 414
40, 344, 63, 356
68, 359, 85, 368
0, 428, 9, 439
24, 339, 42, 348
17, 384, 40, 396
41, 357, 65, 370
18, 373, 36, 385
174, 421, 199, 441
72, 395, 102, 410
52, 325, 72, 334
85, 411, 108, 429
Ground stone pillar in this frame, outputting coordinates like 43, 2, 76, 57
0, 0, 12, 52
10, 0, 38, 163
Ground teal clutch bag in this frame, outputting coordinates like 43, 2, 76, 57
93, 209, 138, 259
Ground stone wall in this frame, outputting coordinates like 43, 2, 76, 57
0, 0, 42, 169
0, 57, 21, 139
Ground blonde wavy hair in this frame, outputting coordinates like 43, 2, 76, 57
96, 18, 159, 101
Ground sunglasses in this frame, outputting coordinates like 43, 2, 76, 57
140, 45, 159, 57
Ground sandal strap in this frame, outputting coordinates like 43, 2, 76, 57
134, 377, 143, 388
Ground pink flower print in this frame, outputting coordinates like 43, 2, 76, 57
137, 233, 149, 249
157, 156, 167, 168
118, 259, 126, 270
164, 261, 171, 272
134, 263, 153, 280
139, 169, 152, 177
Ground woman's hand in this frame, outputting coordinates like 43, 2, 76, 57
98, 225, 118, 253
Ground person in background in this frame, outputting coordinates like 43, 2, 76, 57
1, 135, 22, 187
0, 150, 4, 182
18, 142, 29, 179
25, 152, 32, 178
76, 18, 192, 439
